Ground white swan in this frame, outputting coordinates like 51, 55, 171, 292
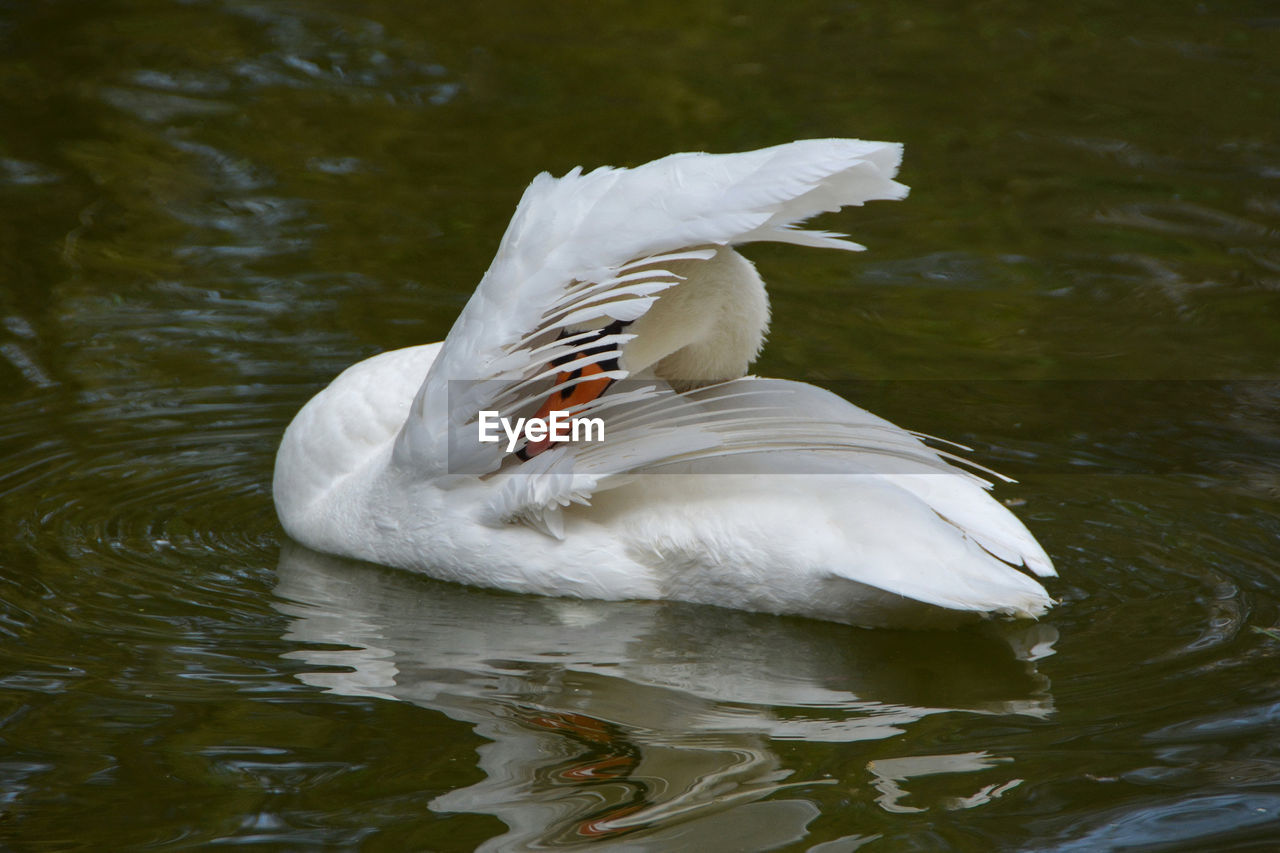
273, 139, 1056, 628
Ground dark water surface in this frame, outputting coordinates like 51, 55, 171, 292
2, 1, 1279, 850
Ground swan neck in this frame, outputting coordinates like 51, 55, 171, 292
623, 246, 770, 389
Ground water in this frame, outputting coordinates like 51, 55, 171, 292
1, 1, 1278, 849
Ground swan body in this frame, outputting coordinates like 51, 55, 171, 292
274, 139, 1056, 628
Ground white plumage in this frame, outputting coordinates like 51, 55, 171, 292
273, 139, 1056, 628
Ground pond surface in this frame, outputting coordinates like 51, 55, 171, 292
2, 1, 1279, 850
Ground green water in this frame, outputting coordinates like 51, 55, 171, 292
2, 1, 1278, 849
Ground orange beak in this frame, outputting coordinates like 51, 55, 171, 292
516, 358, 615, 459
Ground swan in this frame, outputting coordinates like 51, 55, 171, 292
273, 139, 1056, 628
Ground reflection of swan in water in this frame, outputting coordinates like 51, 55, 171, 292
274, 544, 1057, 850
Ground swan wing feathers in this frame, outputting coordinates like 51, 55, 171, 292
407, 139, 908, 475
392, 139, 1053, 587
482, 378, 1055, 584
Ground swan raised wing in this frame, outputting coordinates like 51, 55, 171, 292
393, 140, 915, 516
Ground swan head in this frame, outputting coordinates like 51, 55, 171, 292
616, 246, 771, 391
516, 246, 770, 458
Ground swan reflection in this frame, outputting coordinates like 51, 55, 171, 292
274, 543, 1056, 850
